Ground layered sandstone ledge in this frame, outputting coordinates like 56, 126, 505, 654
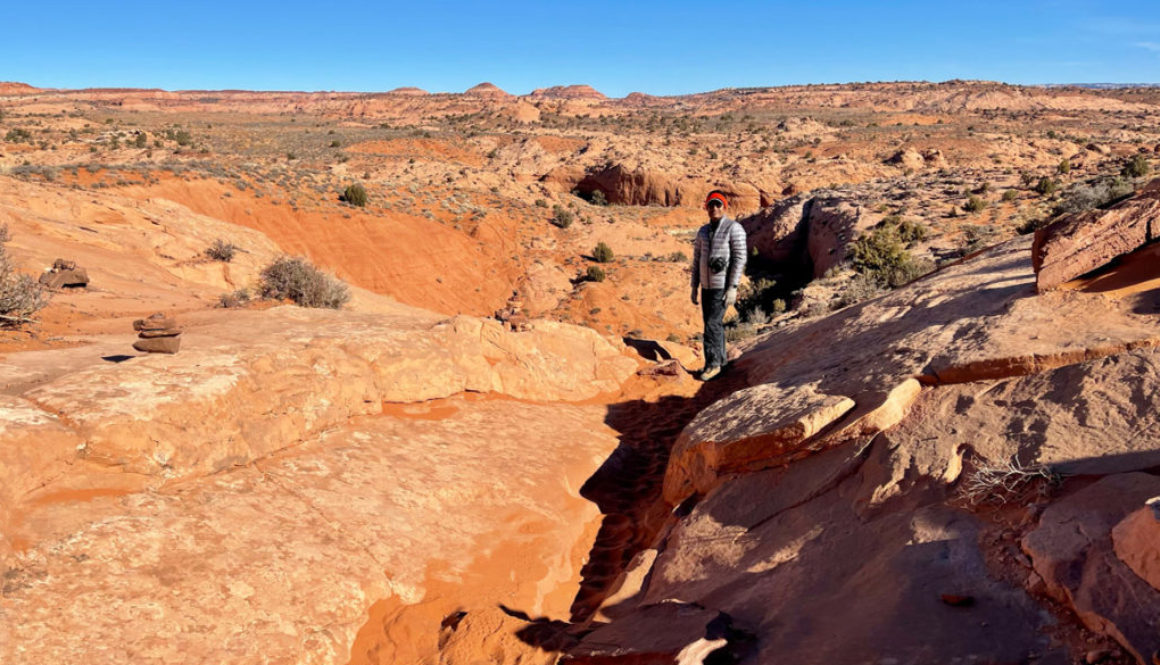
0, 304, 642, 664
1, 306, 638, 525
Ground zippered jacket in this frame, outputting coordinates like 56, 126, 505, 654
690, 216, 747, 290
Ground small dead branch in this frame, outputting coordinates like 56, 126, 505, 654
961, 459, 1062, 507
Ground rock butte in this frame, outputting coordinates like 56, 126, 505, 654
0, 80, 1159, 664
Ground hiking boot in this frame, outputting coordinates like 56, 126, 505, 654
700, 365, 722, 381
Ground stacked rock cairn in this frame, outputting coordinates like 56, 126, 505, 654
494, 291, 530, 332
132, 313, 182, 354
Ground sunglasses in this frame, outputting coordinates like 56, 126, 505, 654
707, 199, 724, 209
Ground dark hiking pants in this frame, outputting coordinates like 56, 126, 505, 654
701, 288, 726, 369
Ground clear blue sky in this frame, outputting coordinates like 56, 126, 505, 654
3, 0, 1158, 96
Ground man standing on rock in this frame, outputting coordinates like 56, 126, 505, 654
690, 190, 747, 381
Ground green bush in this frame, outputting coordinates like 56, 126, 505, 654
592, 241, 614, 263
550, 205, 573, 229
1124, 154, 1151, 178
735, 277, 778, 321
134, 132, 148, 148
881, 215, 928, 245
4, 128, 32, 143
586, 265, 606, 282
342, 183, 368, 207
1002, 189, 1018, 202
589, 190, 609, 206
259, 256, 350, 309
1057, 158, 1071, 175
849, 224, 933, 288
1015, 215, 1049, 236
964, 195, 987, 213
1035, 177, 1058, 196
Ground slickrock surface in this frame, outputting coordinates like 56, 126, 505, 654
3, 398, 621, 665
0, 302, 644, 665
2, 307, 636, 492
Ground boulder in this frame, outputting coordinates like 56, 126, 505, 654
806, 194, 871, 278
1022, 473, 1160, 663
887, 148, 925, 170
921, 148, 947, 166
1031, 178, 1160, 292
738, 193, 810, 266
1111, 498, 1160, 591
38, 259, 89, 289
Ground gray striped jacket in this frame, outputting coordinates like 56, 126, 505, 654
690, 217, 747, 290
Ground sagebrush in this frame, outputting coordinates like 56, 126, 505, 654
0, 224, 49, 326
259, 256, 350, 309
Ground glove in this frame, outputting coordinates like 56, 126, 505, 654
724, 287, 737, 311
690, 286, 699, 305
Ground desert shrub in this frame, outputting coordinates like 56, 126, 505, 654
1057, 158, 1071, 175
134, 132, 148, 148
4, 128, 32, 143
725, 322, 759, 342
330, 140, 341, 148
0, 224, 49, 326
172, 129, 192, 146
1053, 176, 1135, 216
589, 189, 609, 206
849, 224, 933, 288
744, 305, 770, 325
964, 195, 987, 213
667, 251, 688, 262
735, 277, 778, 321
1002, 189, 1018, 202
204, 239, 238, 262
592, 241, 614, 263
586, 265, 606, 282
1124, 154, 1151, 178
341, 183, 368, 207
833, 272, 887, 309
217, 288, 252, 308
1034, 177, 1058, 196
259, 256, 350, 309
1015, 214, 1050, 235
881, 215, 928, 245
550, 205, 573, 229
534, 198, 548, 208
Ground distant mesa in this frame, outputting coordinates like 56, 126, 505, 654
529, 85, 605, 100
623, 91, 661, 106
387, 86, 429, 96
0, 81, 38, 95
464, 82, 511, 98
